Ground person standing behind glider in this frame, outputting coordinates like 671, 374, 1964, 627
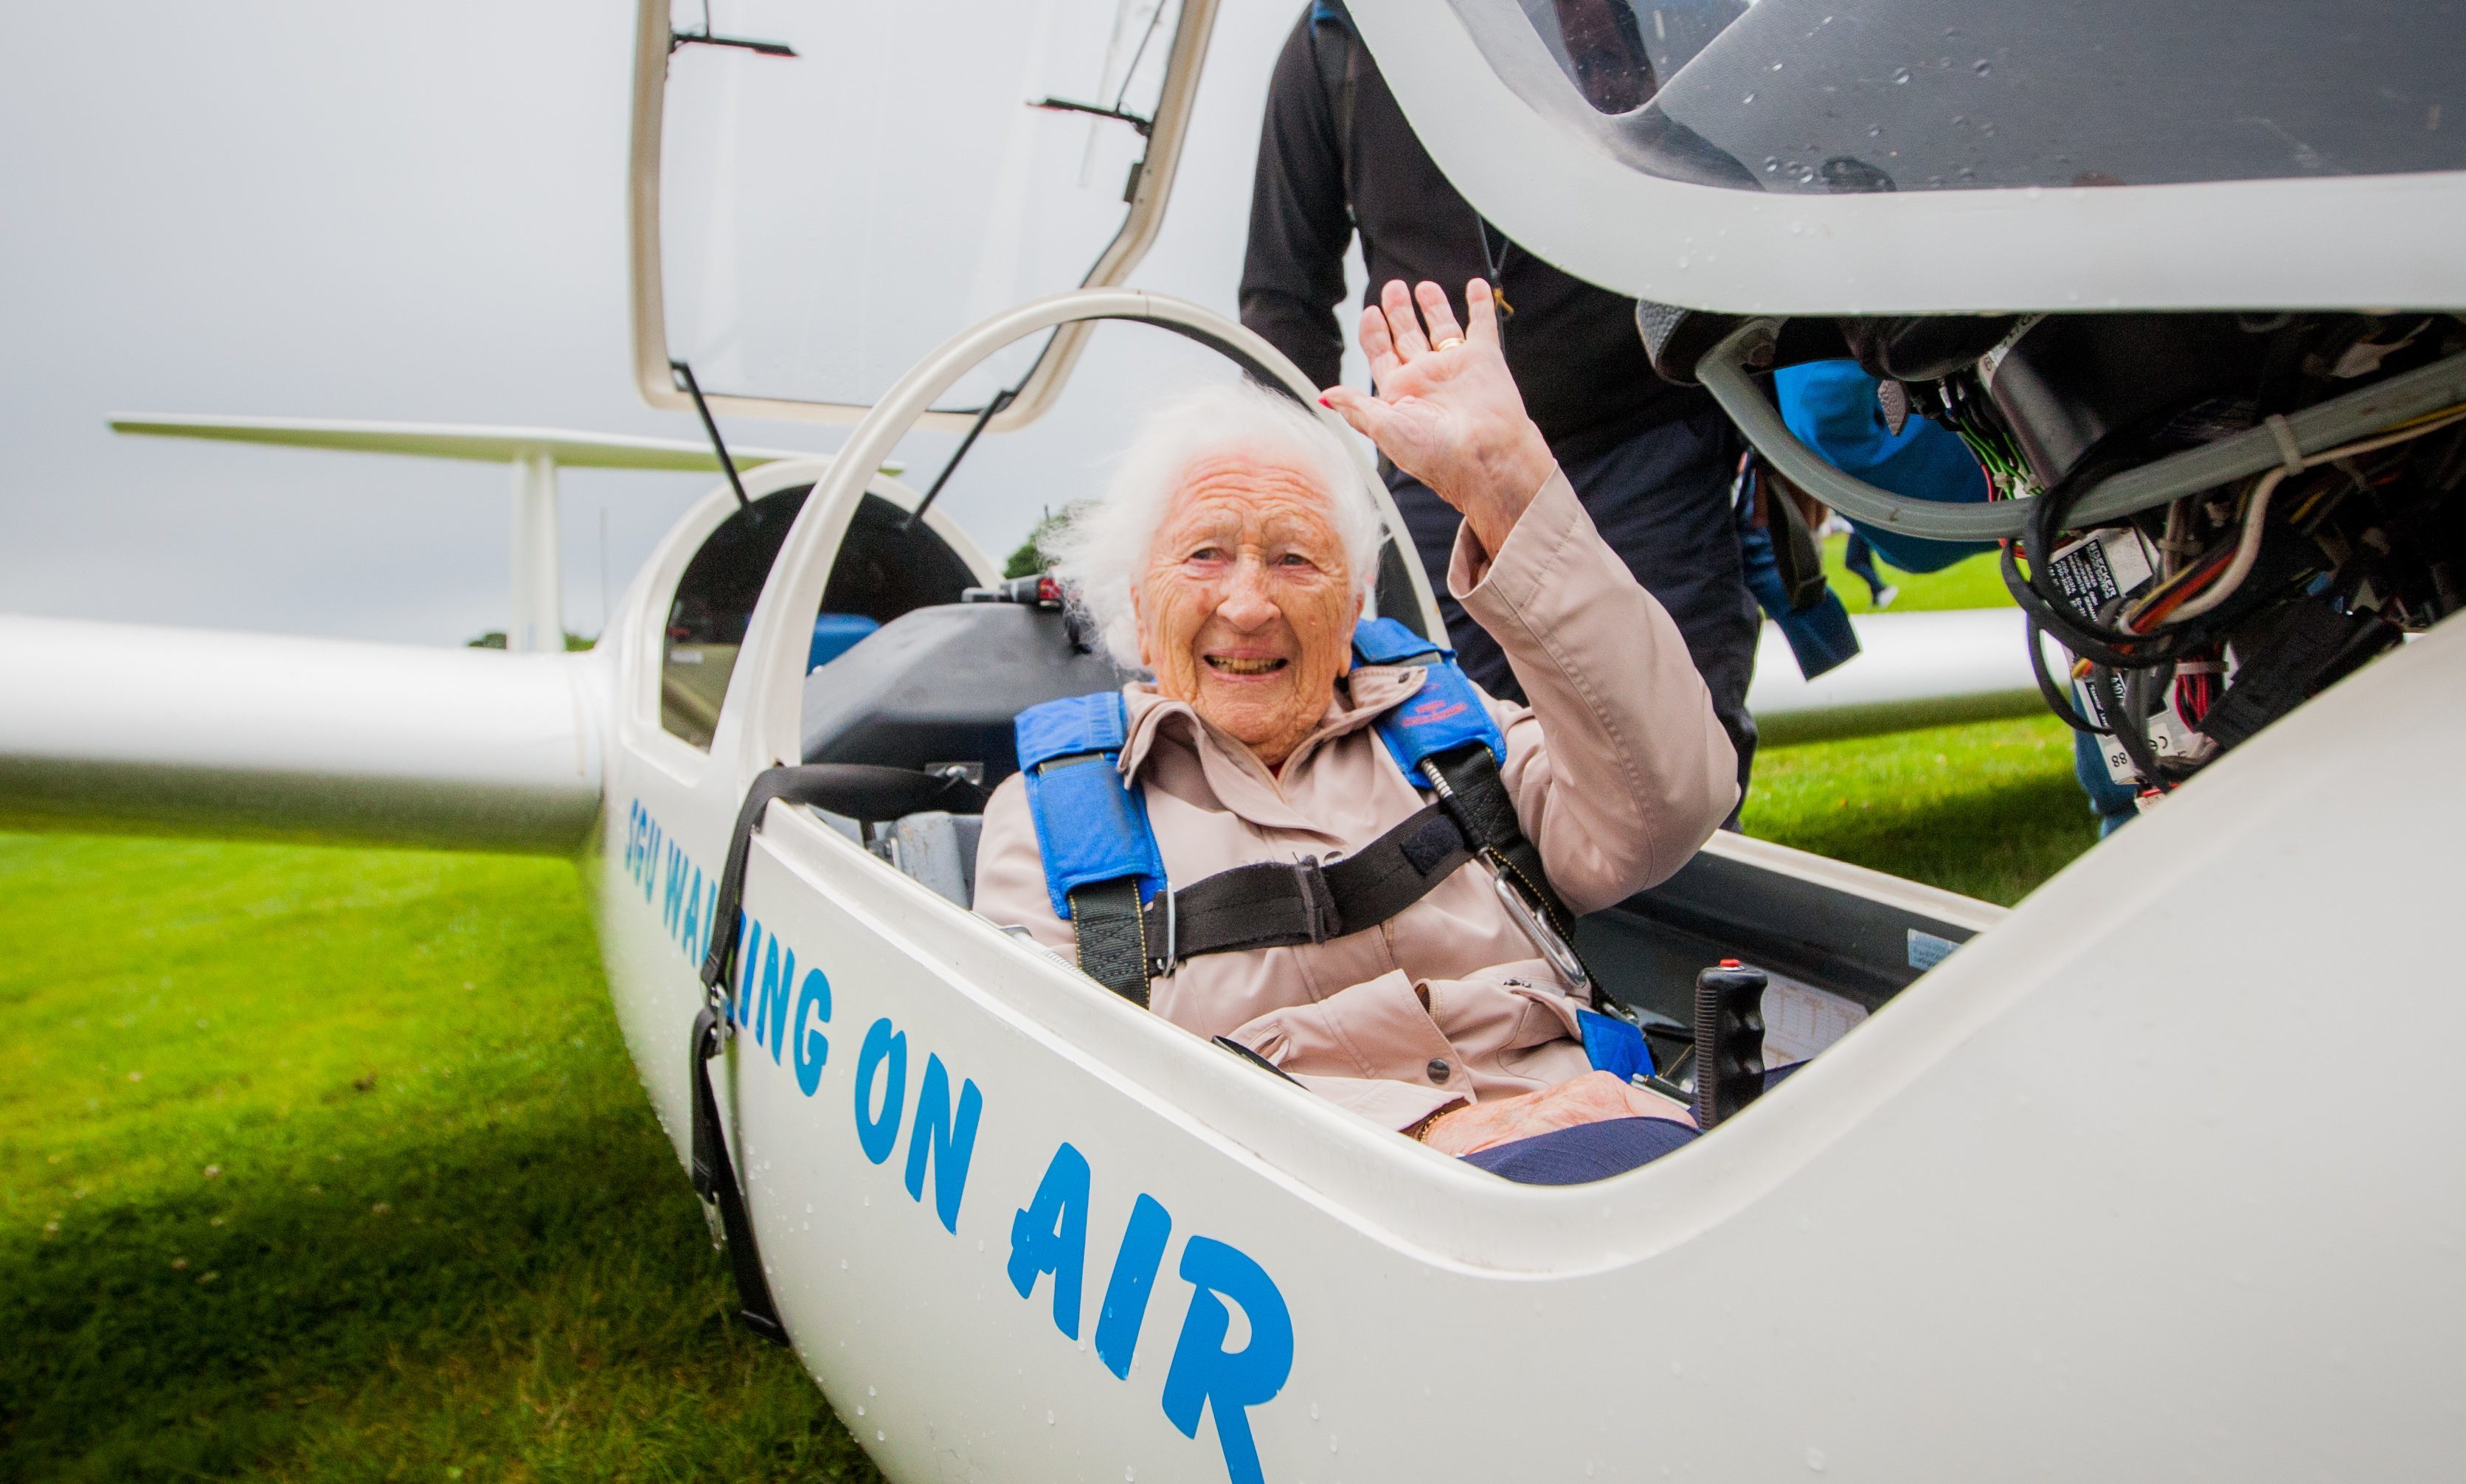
1767, 359, 2137, 833
1239, 0, 1762, 804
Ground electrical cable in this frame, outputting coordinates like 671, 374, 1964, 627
2018, 438, 2205, 662
2093, 662, 2171, 793
2024, 614, 2110, 735
1697, 323, 2466, 543
2124, 544, 2237, 631
1999, 507, 2183, 670
2152, 468, 2290, 623
2161, 404, 2466, 623
2013, 399, 2466, 665
2120, 662, 2180, 791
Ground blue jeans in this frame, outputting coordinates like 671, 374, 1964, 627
1739, 518, 1859, 682
1843, 533, 1890, 603
1464, 1064, 1809, 1184
2073, 729, 2138, 836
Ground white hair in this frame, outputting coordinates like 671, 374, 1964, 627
1046, 380, 1383, 670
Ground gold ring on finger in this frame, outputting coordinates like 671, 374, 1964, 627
1434, 336, 1466, 351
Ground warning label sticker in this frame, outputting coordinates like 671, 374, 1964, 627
2044, 525, 2157, 618
1760, 974, 1871, 1069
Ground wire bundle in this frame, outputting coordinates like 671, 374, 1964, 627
2006, 401, 2466, 778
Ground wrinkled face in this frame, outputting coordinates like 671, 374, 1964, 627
1136, 453, 1361, 770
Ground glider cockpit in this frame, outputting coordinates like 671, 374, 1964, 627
659, 485, 980, 747
631, 273, 1992, 1168
620, 0, 1992, 1159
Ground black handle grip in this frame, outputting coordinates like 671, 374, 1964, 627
1692, 962, 1768, 1129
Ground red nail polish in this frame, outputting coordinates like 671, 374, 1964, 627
1317, 395, 1332, 407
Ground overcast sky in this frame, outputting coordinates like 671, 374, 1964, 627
0, 0, 1360, 647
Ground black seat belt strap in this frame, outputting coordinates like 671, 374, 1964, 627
699, 763, 987, 989
1068, 878, 1152, 1007
1134, 802, 1475, 965
1051, 732, 1601, 1015
689, 762, 939, 1348
1424, 744, 1576, 936
1420, 742, 1611, 1012
690, 1004, 788, 1344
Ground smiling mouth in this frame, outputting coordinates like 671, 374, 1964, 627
1205, 655, 1288, 676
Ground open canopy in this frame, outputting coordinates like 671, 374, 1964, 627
629, 0, 1216, 431
1348, 0, 2466, 313
1462, 0, 2462, 193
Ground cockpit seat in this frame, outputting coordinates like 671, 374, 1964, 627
808, 611, 881, 671
868, 811, 983, 908
799, 602, 1134, 785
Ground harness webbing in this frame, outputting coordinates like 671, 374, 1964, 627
1067, 878, 1152, 1008
1423, 738, 1583, 946
688, 1004, 788, 1345
1017, 620, 1602, 1008
690, 761, 988, 1345
1132, 796, 1474, 964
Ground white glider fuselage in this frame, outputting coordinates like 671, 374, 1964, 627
567, 299, 2466, 1484
12, 284, 2462, 1481
576, 412, 2466, 1482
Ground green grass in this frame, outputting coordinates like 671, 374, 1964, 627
0, 710, 2096, 1479
0, 836, 877, 1484
1820, 532, 2013, 615
1742, 713, 2097, 906
1773, 528, 2088, 903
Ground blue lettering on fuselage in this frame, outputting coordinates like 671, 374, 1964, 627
1163, 1238, 1295, 1484
853, 1016, 907, 1165
1008, 1145, 1293, 1484
1095, 1193, 1173, 1381
904, 1053, 983, 1234
792, 969, 831, 1096
623, 799, 718, 968
625, 797, 1291, 1484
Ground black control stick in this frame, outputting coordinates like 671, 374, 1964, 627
1692, 959, 1768, 1129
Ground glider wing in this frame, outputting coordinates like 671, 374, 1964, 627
0, 614, 600, 853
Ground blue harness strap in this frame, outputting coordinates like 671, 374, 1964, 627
1017, 621, 1488, 926
1016, 625, 1640, 1078
1354, 618, 1509, 776
1015, 693, 1167, 920
1576, 1007, 1654, 1082
1346, 613, 1440, 665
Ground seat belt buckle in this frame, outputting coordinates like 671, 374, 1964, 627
1147, 887, 1177, 978
1419, 755, 1588, 990
1489, 867, 1589, 991
1291, 855, 1334, 943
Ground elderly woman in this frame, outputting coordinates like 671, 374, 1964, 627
974, 280, 1736, 1159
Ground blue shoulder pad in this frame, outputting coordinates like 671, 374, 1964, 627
1017, 690, 1129, 769
1576, 1008, 1654, 1083
1014, 693, 1167, 920
1349, 614, 1445, 666
1355, 617, 1507, 773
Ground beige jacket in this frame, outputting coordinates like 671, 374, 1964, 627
974, 469, 1737, 1131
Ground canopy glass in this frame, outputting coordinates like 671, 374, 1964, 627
641, 0, 1200, 423
1450, 0, 2465, 194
